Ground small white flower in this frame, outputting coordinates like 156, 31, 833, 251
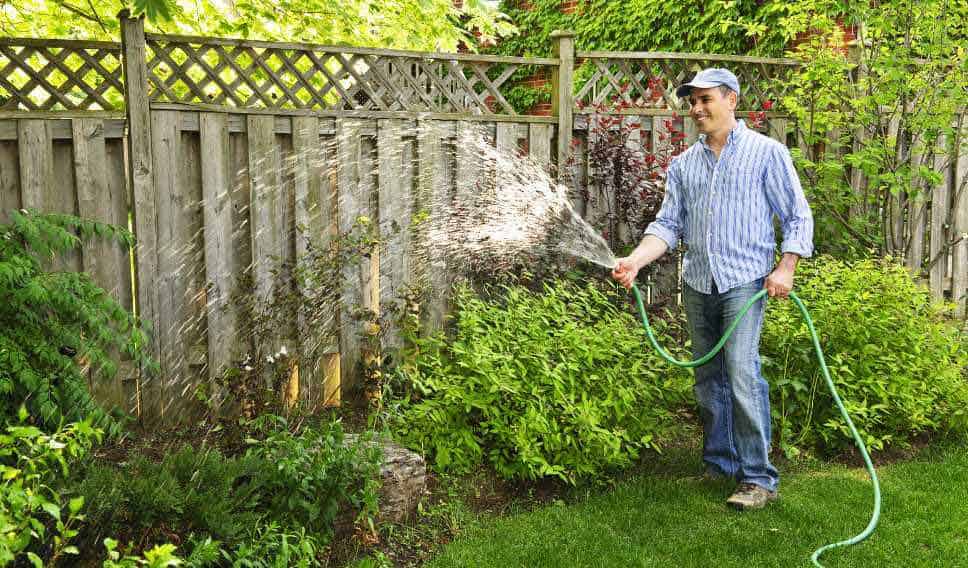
266, 354, 275, 364
278, 345, 288, 357
243, 365, 253, 372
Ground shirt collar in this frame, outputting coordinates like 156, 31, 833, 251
698, 119, 747, 150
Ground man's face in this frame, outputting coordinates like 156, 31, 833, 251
688, 86, 737, 134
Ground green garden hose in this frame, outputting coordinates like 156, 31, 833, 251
629, 283, 881, 567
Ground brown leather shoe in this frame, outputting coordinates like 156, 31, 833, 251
726, 482, 778, 510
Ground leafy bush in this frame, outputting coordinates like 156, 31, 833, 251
77, 445, 264, 546
221, 521, 321, 568
0, 410, 102, 565
102, 538, 184, 568
243, 416, 382, 538
0, 210, 153, 432
391, 281, 692, 483
75, 418, 381, 559
764, 256, 968, 456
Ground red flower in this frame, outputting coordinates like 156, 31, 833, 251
762, 100, 774, 111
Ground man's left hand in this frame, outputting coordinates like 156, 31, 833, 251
765, 266, 794, 299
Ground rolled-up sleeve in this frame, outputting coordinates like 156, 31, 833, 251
764, 144, 814, 258
644, 159, 685, 250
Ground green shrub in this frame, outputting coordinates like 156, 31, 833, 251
77, 445, 264, 547
763, 256, 968, 456
0, 210, 153, 432
244, 416, 382, 538
75, 418, 381, 559
0, 409, 102, 565
102, 538, 184, 567
391, 281, 692, 483
221, 521, 321, 568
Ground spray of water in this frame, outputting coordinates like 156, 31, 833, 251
420, 122, 617, 272
145, 120, 615, 420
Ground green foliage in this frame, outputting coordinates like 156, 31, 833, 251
0, 210, 153, 434
222, 521, 321, 568
102, 538, 184, 568
763, 256, 968, 457
0, 0, 516, 52
391, 281, 692, 483
76, 445, 264, 545
0, 411, 103, 566
488, 0, 799, 112
75, 418, 381, 561
778, 0, 968, 259
243, 416, 383, 538
494, 0, 792, 58
503, 83, 552, 116
219, 217, 388, 416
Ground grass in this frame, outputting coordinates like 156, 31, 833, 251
425, 442, 968, 567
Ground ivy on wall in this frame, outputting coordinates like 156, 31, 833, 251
490, 0, 800, 112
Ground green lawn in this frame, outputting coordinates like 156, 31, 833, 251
427, 444, 968, 567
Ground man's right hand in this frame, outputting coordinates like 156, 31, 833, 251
610, 235, 669, 290
611, 257, 641, 290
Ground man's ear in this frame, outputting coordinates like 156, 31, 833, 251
728, 90, 738, 110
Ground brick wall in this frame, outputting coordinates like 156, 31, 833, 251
790, 19, 858, 53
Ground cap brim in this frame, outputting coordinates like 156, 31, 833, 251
675, 80, 723, 98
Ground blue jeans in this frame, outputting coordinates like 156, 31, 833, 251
682, 277, 778, 492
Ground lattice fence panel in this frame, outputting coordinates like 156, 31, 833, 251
573, 55, 799, 113
0, 39, 124, 111
145, 35, 541, 114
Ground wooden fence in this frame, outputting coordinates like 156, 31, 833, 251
0, 17, 964, 424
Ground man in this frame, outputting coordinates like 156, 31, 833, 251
611, 68, 813, 510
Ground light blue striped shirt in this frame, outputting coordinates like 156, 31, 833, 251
644, 120, 813, 294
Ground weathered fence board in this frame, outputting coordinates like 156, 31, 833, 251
200, 112, 238, 395
930, 141, 951, 299
17, 120, 53, 210
495, 122, 517, 155
150, 110, 208, 420
292, 115, 328, 407
529, 123, 553, 170
377, 119, 413, 353
73, 118, 123, 409
337, 118, 366, 390
0, 139, 19, 223
952, 131, 968, 318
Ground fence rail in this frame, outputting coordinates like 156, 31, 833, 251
1, 17, 965, 426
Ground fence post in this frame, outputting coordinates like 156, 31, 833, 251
119, 10, 160, 423
953, 114, 968, 320
550, 30, 575, 178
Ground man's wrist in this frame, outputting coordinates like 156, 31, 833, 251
777, 253, 800, 271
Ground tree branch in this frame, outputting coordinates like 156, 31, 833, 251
84, 0, 109, 34
53, 0, 103, 25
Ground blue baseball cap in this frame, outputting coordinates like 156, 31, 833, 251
675, 68, 741, 98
